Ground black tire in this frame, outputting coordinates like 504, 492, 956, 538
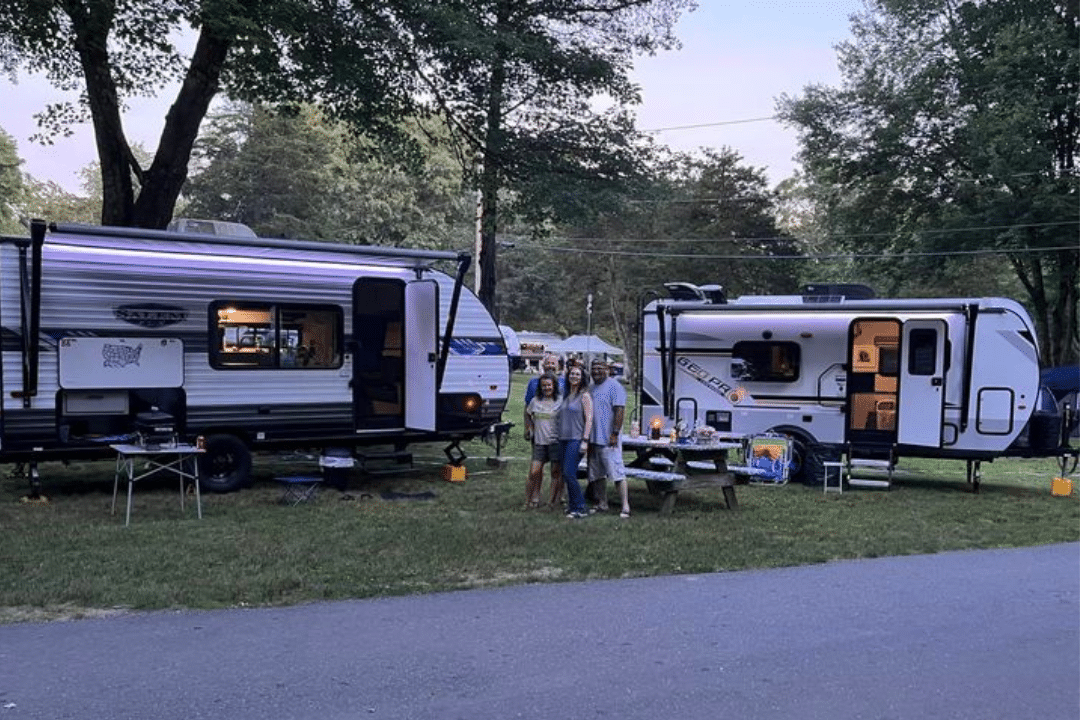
801, 442, 842, 486
198, 434, 252, 493
801, 443, 826, 486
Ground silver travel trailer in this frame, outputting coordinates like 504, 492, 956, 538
639, 283, 1077, 488
1, 220, 511, 492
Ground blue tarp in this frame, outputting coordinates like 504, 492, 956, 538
1041, 366, 1079, 401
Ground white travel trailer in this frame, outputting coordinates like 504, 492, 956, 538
1, 220, 511, 492
639, 282, 1077, 488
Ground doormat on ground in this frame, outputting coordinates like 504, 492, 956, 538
379, 491, 438, 501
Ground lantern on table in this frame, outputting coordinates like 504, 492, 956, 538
650, 417, 663, 440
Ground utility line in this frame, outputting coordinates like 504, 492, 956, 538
640, 116, 778, 132
502, 244, 1078, 261
626, 171, 1078, 204
501, 220, 1079, 246
637, 86, 1077, 135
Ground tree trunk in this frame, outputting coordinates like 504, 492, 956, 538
1050, 248, 1080, 365
67, 1, 134, 226
67, 1, 231, 230
610, 276, 638, 395
131, 29, 232, 229
478, 179, 500, 320
477, 24, 508, 316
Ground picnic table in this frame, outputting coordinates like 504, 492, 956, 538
620, 434, 744, 514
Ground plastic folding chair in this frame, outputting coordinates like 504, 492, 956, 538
729, 434, 793, 485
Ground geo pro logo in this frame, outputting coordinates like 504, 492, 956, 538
676, 356, 752, 404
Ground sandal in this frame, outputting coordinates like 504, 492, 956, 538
619, 510, 631, 519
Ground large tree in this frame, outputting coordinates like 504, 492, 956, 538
0, 127, 25, 233
778, 0, 1079, 365
0, 0, 413, 228
184, 103, 474, 247
0, 126, 98, 230
498, 147, 796, 381
393, 0, 690, 316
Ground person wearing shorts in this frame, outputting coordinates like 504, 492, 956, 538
524, 373, 561, 509
524, 354, 566, 506
587, 360, 630, 517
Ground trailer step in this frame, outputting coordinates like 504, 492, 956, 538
845, 444, 896, 490
847, 477, 892, 489
848, 458, 893, 469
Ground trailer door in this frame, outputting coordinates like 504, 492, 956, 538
899, 319, 946, 446
404, 279, 438, 431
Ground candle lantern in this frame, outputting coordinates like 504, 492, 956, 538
650, 417, 663, 440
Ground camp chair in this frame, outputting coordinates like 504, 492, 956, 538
275, 475, 323, 505
728, 433, 793, 485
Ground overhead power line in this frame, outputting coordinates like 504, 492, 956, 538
501, 220, 1079, 246
641, 116, 778, 132
514, 244, 1078, 261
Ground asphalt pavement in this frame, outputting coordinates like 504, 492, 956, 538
1, 543, 1077, 720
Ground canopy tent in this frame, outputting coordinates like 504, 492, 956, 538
548, 334, 623, 357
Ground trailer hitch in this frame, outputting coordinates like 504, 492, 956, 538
481, 421, 514, 456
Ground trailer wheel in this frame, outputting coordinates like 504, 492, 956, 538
198, 434, 252, 493
800, 443, 826, 486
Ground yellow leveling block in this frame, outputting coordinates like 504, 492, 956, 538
441, 464, 467, 482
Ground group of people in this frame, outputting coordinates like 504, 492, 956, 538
522, 354, 629, 519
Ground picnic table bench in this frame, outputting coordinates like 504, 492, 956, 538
620, 434, 743, 514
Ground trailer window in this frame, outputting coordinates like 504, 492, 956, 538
730, 341, 800, 383
211, 302, 342, 369
908, 328, 938, 376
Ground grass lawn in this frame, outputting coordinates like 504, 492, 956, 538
1, 373, 1076, 623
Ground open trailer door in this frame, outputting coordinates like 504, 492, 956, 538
899, 318, 947, 447
405, 279, 438, 432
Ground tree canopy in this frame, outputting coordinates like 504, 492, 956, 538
0, 127, 25, 234
183, 103, 474, 248
1, 0, 692, 318
778, 0, 1079, 365
392, 0, 691, 314
0, 0, 415, 228
498, 146, 795, 379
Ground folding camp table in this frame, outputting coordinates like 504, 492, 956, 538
111, 443, 203, 526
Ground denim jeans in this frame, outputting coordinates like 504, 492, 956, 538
558, 439, 587, 514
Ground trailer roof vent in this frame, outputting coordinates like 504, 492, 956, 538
167, 218, 257, 238
699, 284, 727, 304
802, 283, 876, 303
664, 282, 706, 301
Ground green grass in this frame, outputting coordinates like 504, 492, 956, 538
0, 373, 1076, 622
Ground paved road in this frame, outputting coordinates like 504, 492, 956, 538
1, 543, 1077, 720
